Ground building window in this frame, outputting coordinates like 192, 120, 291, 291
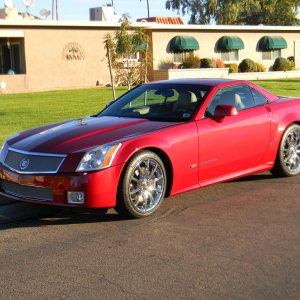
221, 50, 239, 62
216, 36, 244, 63
262, 49, 281, 61
258, 36, 286, 61
173, 51, 194, 64
0, 38, 26, 74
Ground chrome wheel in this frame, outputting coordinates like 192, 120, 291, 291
271, 124, 300, 177
282, 127, 300, 173
128, 158, 165, 214
117, 151, 167, 218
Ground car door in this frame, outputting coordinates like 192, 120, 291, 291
197, 84, 272, 184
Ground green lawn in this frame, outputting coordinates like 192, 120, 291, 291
254, 78, 300, 97
0, 78, 300, 146
0, 87, 127, 145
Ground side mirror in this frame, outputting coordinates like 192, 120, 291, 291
213, 104, 238, 123
106, 100, 115, 107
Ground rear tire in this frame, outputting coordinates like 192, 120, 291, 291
116, 150, 167, 218
271, 124, 300, 177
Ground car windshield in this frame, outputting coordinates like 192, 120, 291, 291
98, 83, 211, 122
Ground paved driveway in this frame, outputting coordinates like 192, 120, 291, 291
0, 172, 300, 299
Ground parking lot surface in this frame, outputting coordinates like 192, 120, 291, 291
0, 172, 300, 299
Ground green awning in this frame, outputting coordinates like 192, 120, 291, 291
169, 35, 199, 53
217, 36, 244, 51
258, 36, 287, 50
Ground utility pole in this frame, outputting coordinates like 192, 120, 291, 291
52, 0, 54, 20
146, 0, 149, 18
56, 0, 59, 20
140, 0, 150, 18
51, 0, 58, 20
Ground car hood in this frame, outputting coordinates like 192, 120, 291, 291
7, 116, 178, 154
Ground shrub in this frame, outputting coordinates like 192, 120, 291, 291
181, 55, 200, 69
200, 58, 216, 68
255, 62, 266, 72
225, 63, 238, 73
158, 59, 175, 70
238, 59, 258, 72
272, 57, 290, 71
289, 60, 295, 70
215, 58, 225, 68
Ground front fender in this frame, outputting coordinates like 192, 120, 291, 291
113, 122, 200, 196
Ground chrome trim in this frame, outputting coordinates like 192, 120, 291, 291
8, 147, 67, 158
2, 148, 67, 175
2, 162, 66, 175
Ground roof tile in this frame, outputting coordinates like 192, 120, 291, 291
136, 16, 184, 25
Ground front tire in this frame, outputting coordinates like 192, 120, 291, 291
116, 150, 167, 218
271, 124, 300, 177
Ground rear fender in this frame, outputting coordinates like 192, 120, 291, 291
268, 109, 300, 162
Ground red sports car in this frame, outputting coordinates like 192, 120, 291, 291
0, 79, 300, 218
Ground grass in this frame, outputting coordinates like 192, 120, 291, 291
0, 87, 127, 145
1, 79, 300, 146
254, 78, 300, 97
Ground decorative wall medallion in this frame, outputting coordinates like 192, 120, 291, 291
62, 42, 85, 61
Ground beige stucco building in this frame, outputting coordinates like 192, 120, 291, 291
0, 18, 300, 93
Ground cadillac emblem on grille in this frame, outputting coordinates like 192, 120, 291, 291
20, 158, 30, 170
4, 149, 66, 174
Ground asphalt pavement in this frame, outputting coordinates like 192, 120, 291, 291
0, 172, 299, 299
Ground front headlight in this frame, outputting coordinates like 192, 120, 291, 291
76, 143, 122, 172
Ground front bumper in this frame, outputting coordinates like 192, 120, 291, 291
0, 163, 124, 208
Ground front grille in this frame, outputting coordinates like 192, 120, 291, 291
3, 148, 66, 174
0, 180, 53, 202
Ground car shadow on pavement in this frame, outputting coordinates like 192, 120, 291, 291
0, 204, 133, 230
0, 172, 280, 230
231, 172, 274, 182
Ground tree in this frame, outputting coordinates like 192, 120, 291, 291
165, 0, 300, 25
165, 0, 217, 24
240, 0, 300, 25
104, 17, 149, 93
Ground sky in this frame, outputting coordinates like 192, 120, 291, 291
6, 0, 189, 23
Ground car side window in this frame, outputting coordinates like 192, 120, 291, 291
250, 88, 268, 106
205, 85, 257, 118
